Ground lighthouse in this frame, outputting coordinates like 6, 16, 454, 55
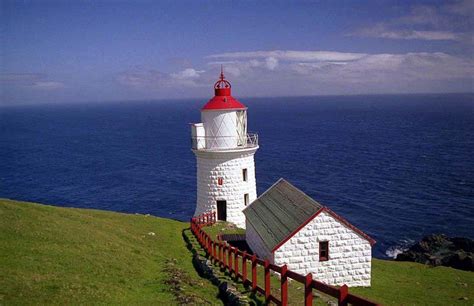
190, 69, 258, 229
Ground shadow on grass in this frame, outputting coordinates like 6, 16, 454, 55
182, 227, 265, 305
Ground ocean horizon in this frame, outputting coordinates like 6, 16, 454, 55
1, 93, 473, 258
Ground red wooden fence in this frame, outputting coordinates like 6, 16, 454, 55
191, 212, 380, 306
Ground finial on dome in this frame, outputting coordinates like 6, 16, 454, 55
214, 66, 231, 96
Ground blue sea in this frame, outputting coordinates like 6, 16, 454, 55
1, 94, 473, 258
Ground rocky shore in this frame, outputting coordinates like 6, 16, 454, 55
395, 234, 473, 271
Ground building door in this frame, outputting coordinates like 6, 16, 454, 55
217, 200, 227, 221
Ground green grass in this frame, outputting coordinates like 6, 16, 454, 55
203, 222, 474, 305
2, 199, 473, 305
0, 199, 221, 305
352, 259, 474, 305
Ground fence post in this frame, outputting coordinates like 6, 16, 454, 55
213, 211, 216, 223
234, 248, 239, 279
220, 242, 224, 266
242, 251, 248, 285
264, 259, 271, 301
207, 235, 211, 255
251, 255, 257, 291
209, 241, 214, 262
281, 264, 288, 306
212, 241, 217, 262
222, 244, 227, 269
228, 245, 233, 274
305, 273, 313, 306
338, 284, 348, 306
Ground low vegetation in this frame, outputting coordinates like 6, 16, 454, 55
0, 199, 221, 304
1, 199, 473, 305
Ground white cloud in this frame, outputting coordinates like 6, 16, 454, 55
116, 69, 169, 88
355, 25, 461, 41
290, 52, 473, 80
0, 73, 64, 90
351, 2, 473, 42
205, 49, 474, 95
207, 50, 367, 62
31, 81, 65, 90
118, 49, 473, 96
171, 68, 205, 80
117, 67, 207, 90
265, 57, 279, 70
0, 73, 44, 83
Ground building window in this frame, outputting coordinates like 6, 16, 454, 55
244, 193, 249, 206
242, 168, 248, 181
218, 177, 223, 185
319, 241, 329, 261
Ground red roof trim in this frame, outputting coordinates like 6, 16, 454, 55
201, 95, 247, 111
323, 207, 376, 246
271, 208, 325, 252
271, 207, 376, 253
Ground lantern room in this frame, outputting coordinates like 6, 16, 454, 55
191, 68, 257, 150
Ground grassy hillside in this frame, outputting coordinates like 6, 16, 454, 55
1, 199, 473, 305
353, 259, 473, 305
0, 199, 221, 304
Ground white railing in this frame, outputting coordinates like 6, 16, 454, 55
191, 133, 258, 150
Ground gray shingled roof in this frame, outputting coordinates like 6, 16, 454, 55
243, 178, 323, 251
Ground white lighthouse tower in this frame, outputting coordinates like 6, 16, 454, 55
190, 69, 258, 229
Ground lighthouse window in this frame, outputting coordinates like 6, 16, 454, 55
244, 193, 249, 206
242, 168, 248, 181
218, 177, 223, 185
319, 241, 329, 261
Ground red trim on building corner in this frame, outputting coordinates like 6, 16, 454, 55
271, 208, 325, 252
271, 207, 376, 253
323, 207, 376, 246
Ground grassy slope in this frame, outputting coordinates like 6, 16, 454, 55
205, 222, 474, 305
353, 259, 474, 305
0, 199, 221, 305
1, 199, 473, 305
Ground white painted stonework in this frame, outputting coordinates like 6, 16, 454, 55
249, 210, 372, 287
193, 147, 257, 229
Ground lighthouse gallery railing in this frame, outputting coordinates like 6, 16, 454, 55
191, 133, 258, 150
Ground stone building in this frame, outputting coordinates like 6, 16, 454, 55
190, 69, 258, 229
243, 178, 375, 287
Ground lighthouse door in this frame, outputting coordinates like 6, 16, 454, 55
216, 200, 227, 221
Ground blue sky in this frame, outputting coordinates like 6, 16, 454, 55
1, 0, 473, 105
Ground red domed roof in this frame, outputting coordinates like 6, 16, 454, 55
201, 68, 246, 111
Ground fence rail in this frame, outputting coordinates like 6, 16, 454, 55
191, 212, 380, 306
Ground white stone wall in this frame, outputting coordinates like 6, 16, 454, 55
246, 219, 274, 260
273, 211, 372, 287
194, 149, 257, 229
